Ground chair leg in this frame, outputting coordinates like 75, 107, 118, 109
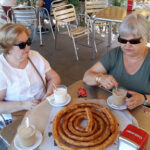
72, 37, 79, 61
49, 17, 55, 40
54, 25, 57, 49
33, 27, 36, 40
94, 41, 97, 53
32, 23, 36, 41
87, 33, 90, 45
38, 12, 43, 46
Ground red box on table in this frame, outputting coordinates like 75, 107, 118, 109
118, 124, 149, 150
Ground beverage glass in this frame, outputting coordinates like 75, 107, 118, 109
53, 85, 67, 104
17, 124, 37, 147
112, 87, 127, 106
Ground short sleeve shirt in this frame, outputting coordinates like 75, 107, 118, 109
100, 47, 150, 94
0, 50, 51, 101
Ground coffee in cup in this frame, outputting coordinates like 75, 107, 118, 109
17, 124, 37, 147
112, 88, 127, 106
53, 85, 67, 104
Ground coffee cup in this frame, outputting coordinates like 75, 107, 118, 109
17, 124, 37, 147
53, 85, 67, 104
112, 88, 127, 106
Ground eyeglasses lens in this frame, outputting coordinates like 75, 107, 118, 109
14, 38, 32, 49
118, 36, 141, 44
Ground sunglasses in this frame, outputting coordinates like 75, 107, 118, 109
118, 36, 141, 44
14, 38, 32, 49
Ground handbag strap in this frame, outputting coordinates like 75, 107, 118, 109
28, 56, 47, 91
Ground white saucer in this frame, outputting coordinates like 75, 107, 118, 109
107, 95, 127, 110
14, 130, 42, 150
47, 94, 71, 107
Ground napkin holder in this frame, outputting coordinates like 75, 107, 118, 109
118, 124, 149, 150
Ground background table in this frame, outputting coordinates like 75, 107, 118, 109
92, 6, 150, 59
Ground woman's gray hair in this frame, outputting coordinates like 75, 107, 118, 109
119, 14, 150, 42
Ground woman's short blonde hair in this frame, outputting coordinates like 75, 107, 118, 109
119, 14, 150, 42
0, 23, 31, 54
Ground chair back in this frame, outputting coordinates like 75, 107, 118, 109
53, 4, 77, 27
85, 0, 108, 16
10, 6, 43, 45
51, 0, 68, 15
11, 6, 37, 26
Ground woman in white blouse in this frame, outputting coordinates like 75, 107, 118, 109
0, 23, 60, 114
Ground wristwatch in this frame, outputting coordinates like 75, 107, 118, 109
143, 94, 149, 106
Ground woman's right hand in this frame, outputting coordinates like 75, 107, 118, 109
23, 100, 41, 110
99, 74, 118, 90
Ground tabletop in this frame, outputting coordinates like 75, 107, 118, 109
1, 80, 150, 149
94, 6, 150, 22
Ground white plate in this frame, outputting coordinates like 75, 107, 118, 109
107, 95, 127, 110
14, 130, 42, 150
47, 94, 71, 107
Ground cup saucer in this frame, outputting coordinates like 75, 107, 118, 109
14, 130, 42, 150
107, 95, 127, 110
47, 94, 71, 107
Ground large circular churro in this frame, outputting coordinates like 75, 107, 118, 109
52, 103, 118, 150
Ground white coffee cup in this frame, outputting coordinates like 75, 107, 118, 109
112, 88, 127, 106
17, 124, 37, 147
53, 85, 67, 104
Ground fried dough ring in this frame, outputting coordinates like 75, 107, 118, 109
65, 108, 103, 137
62, 113, 105, 141
73, 114, 97, 133
85, 108, 93, 132
53, 103, 118, 150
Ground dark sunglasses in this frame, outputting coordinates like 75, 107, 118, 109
14, 38, 32, 49
118, 36, 141, 44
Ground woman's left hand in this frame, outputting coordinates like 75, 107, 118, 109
125, 91, 145, 109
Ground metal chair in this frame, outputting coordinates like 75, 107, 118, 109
85, 0, 108, 32
85, 0, 108, 15
50, 0, 68, 15
9, 6, 43, 45
53, 4, 97, 61
36, 6, 55, 39
50, 0, 68, 29
0, 136, 9, 150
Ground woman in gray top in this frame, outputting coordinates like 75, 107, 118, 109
83, 14, 150, 109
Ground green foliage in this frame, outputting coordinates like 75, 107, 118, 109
68, 0, 79, 7
112, 0, 127, 6
112, 0, 121, 6
68, 0, 80, 11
